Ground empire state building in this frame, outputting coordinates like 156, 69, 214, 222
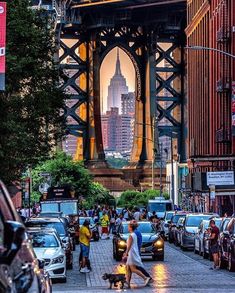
107, 49, 129, 112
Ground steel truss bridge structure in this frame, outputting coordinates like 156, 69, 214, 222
41, 1, 187, 175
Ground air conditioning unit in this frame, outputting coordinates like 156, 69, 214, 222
216, 28, 230, 43
215, 128, 231, 143
216, 78, 230, 93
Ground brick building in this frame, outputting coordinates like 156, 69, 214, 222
186, 0, 235, 215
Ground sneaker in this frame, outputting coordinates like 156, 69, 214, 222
80, 267, 90, 273
144, 277, 151, 286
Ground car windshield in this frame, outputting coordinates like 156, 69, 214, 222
185, 215, 213, 227
79, 217, 94, 225
121, 223, 156, 234
148, 202, 172, 213
41, 203, 59, 213
172, 214, 185, 224
166, 212, 174, 220
26, 221, 66, 236
31, 233, 59, 248
60, 202, 77, 215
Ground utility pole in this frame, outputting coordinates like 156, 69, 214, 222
171, 135, 175, 207
152, 115, 155, 190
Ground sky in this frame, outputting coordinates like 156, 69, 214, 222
100, 47, 135, 113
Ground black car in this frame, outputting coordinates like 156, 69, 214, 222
168, 213, 187, 243
113, 221, 164, 261
219, 217, 235, 271
26, 217, 73, 269
0, 180, 51, 292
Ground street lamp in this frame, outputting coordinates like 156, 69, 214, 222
185, 46, 235, 59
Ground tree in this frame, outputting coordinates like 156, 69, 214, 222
118, 189, 169, 208
32, 152, 115, 207
82, 182, 115, 209
32, 152, 92, 200
0, 0, 66, 183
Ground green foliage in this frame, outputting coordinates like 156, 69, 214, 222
32, 152, 92, 199
118, 189, 169, 208
107, 157, 128, 169
81, 182, 115, 208
32, 152, 115, 207
0, 0, 66, 183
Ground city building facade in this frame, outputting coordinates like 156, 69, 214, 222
101, 107, 133, 153
107, 50, 129, 111
121, 92, 135, 115
186, 0, 235, 215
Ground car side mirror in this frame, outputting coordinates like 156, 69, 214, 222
38, 259, 45, 269
223, 230, 229, 236
2, 221, 25, 265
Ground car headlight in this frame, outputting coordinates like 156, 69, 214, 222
154, 239, 164, 247
118, 240, 127, 247
51, 256, 64, 264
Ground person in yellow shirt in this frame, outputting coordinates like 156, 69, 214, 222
100, 210, 110, 239
79, 219, 91, 273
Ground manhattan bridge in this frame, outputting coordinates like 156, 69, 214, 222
34, 0, 186, 191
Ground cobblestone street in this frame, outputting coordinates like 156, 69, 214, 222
53, 238, 235, 293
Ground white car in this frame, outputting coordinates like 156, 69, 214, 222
161, 211, 175, 238
28, 228, 67, 283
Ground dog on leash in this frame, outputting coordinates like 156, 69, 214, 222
102, 273, 126, 289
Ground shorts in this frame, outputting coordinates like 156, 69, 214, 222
102, 226, 108, 234
80, 243, 90, 258
210, 243, 219, 254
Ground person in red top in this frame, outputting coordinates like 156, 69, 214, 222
207, 219, 220, 270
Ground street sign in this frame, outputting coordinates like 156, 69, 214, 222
39, 172, 51, 177
207, 171, 234, 186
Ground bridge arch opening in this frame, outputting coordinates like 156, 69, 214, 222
100, 46, 137, 167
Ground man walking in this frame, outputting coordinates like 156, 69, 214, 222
207, 219, 220, 270
79, 219, 91, 273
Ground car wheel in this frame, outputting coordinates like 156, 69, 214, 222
157, 254, 164, 261
218, 251, 226, 269
228, 252, 235, 272
202, 250, 208, 259
113, 244, 116, 259
61, 277, 67, 283
116, 254, 122, 261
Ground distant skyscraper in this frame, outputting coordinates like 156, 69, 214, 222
121, 92, 135, 115
107, 49, 128, 111
101, 107, 133, 152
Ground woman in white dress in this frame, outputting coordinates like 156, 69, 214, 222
123, 221, 151, 288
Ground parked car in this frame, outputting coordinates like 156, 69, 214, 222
113, 221, 164, 261
179, 214, 218, 250
194, 218, 222, 257
202, 218, 223, 259
79, 217, 99, 241
26, 217, 73, 269
219, 217, 235, 271
168, 213, 187, 243
28, 227, 67, 282
0, 180, 51, 292
161, 211, 175, 239
174, 216, 187, 246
